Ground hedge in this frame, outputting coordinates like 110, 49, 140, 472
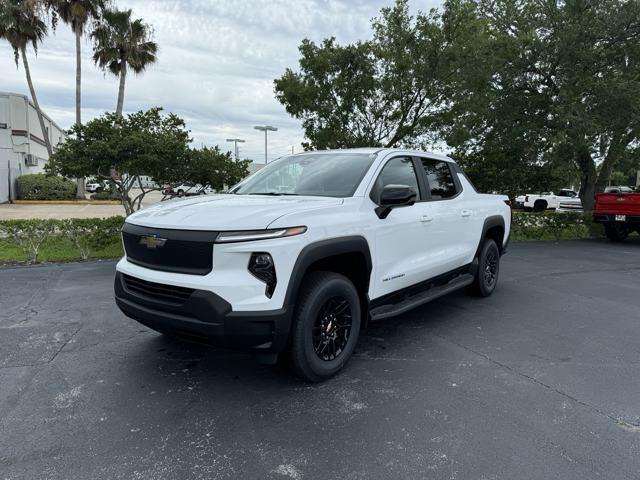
0, 217, 124, 263
0, 212, 601, 265
90, 191, 122, 201
17, 173, 77, 200
511, 211, 594, 241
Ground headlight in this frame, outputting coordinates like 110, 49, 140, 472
215, 226, 307, 243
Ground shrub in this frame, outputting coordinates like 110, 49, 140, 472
0, 219, 59, 263
0, 217, 124, 263
511, 211, 592, 241
90, 191, 122, 201
17, 174, 77, 200
61, 217, 124, 260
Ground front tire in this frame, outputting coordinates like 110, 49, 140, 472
469, 238, 500, 297
290, 272, 361, 382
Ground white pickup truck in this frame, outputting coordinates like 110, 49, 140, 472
522, 189, 578, 212
115, 149, 511, 381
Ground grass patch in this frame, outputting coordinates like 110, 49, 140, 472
0, 237, 123, 264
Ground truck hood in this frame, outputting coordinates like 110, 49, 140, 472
126, 194, 344, 230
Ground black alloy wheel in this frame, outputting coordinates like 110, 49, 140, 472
483, 247, 499, 289
312, 296, 353, 362
290, 271, 361, 382
468, 238, 500, 297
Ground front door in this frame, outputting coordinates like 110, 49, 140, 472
369, 156, 436, 299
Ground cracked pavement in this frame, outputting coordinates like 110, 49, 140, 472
1, 239, 640, 479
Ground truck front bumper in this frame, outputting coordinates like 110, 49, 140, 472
114, 272, 292, 352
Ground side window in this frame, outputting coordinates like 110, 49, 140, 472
421, 158, 458, 200
370, 157, 420, 204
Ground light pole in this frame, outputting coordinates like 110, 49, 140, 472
226, 138, 245, 161
254, 125, 278, 164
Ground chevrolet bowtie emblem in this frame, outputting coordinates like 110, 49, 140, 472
139, 235, 167, 249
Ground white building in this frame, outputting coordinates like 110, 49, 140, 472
0, 92, 66, 203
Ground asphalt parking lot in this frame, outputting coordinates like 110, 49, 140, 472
1, 239, 640, 479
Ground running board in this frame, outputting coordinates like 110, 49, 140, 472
369, 273, 474, 321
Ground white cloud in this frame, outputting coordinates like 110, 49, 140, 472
0, 0, 442, 162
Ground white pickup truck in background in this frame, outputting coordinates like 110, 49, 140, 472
522, 189, 578, 212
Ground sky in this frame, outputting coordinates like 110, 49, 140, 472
1, 0, 442, 163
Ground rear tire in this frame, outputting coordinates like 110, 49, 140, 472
290, 271, 361, 382
468, 239, 500, 297
533, 200, 547, 212
604, 223, 629, 242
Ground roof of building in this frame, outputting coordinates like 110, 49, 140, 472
0, 91, 64, 132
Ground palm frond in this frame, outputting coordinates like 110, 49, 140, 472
90, 7, 157, 77
0, 0, 48, 61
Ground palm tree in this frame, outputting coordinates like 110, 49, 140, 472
47, 0, 106, 198
0, 0, 53, 156
91, 8, 157, 116
48, 0, 106, 127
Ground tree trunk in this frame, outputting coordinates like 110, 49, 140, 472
115, 62, 127, 116
111, 172, 133, 216
595, 135, 625, 194
75, 29, 85, 199
75, 29, 81, 127
576, 147, 597, 212
21, 47, 53, 157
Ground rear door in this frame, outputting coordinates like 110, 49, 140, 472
417, 157, 480, 273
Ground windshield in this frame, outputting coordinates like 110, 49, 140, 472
232, 153, 375, 197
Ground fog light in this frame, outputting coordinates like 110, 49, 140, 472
248, 253, 276, 298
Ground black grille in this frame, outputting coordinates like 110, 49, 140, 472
122, 274, 194, 305
122, 223, 217, 275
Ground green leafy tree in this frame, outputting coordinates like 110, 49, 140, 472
275, 0, 455, 150
186, 147, 250, 192
91, 8, 157, 116
456, 151, 578, 199
46, 108, 191, 215
605, 148, 640, 187
0, 0, 52, 155
442, 0, 640, 210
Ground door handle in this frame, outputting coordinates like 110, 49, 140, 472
461, 209, 472, 218
421, 215, 433, 223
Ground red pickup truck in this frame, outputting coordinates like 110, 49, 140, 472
593, 192, 640, 241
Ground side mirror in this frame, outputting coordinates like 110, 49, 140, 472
375, 184, 417, 219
